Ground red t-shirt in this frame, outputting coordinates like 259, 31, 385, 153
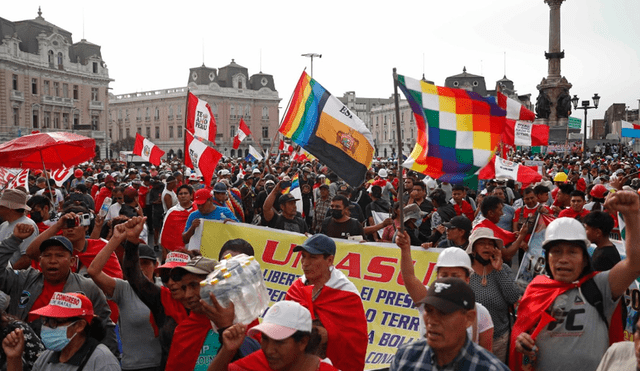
74, 239, 123, 279
27, 280, 65, 322
558, 208, 590, 220
453, 200, 474, 221
138, 185, 149, 209
230, 350, 339, 371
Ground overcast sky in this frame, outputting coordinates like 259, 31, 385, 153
5, 1, 640, 126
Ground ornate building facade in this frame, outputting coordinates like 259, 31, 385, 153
108, 60, 280, 159
0, 9, 112, 157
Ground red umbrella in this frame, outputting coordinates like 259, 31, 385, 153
0, 132, 95, 170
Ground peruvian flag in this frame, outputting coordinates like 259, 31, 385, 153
497, 92, 536, 121
479, 156, 542, 185
51, 167, 74, 187
133, 133, 165, 166
502, 120, 549, 147
185, 130, 222, 187
186, 92, 217, 144
0, 167, 18, 187
7, 169, 29, 189
232, 118, 251, 150
278, 139, 294, 153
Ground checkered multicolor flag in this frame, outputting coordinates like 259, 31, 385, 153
397, 74, 507, 187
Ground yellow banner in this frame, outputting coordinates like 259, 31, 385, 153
200, 221, 440, 370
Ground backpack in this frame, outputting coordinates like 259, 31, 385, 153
580, 277, 626, 341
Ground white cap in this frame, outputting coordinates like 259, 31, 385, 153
252, 169, 261, 174
218, 169, 230, 176
247, 301, 312, 340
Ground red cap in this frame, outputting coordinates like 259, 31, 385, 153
156, 251, 190, 271
74, 169, 84, 178
30, 292, 94, 323
194, 188, 212, 205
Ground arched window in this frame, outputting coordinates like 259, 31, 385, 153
57, 52, 63, 66
262, 107, 268, 119
48, 50, 54, 66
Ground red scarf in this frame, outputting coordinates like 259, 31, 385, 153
509, 272, 605, 371
165, 311, 211, 371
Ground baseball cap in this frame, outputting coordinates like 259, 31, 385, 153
156, 251, 190, 271
252, 169, 261, 174
39, 236, 73, 254
74, 169, 83, 178
279, 193, 299, 204
194, 188, 212, 205
30, 292, 94, 322
104, 175, 115, 184
293, 233, 336, 256
417, 277, 475, 314
172, 256, 218, 275
188, 173, 200, 181
213, 182, 227, 193
218, 169, 231, 176
247, 301, 312, 340
443, 216, 473, 233
138, 244, 157, 261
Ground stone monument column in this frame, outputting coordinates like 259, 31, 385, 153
536, 0, 575, 142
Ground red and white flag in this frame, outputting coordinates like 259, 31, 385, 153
7, 169, 29, 189
497, 92, 536, 121
278, 139, 294, 153
185, 131, 222, 187
232, 118, 251, 150
133, 133, 165, 166
0, 167, 18, 187
479, 156, 542, 185
186, 92, 217, 144
51, 168, 74, 187
502, 120, 549, 147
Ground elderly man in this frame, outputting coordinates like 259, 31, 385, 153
390, 277, 508, 370
0, 189, 38, 269
512, 191, 640, 371
286, 234, 368, 371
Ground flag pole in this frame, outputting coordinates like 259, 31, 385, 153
392, 68, 405, 234
183, 89, 190, 167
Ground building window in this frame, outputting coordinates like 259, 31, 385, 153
73, 85, 78, 100
63, 84, 68, 98
12, 75, 18, 90
169, 126, 174, 138
146, 127, 151, 138
238, 106, 243, 117
126, 128, 130, 137
54, 82, 59, 97
177, 106, 182, 118
91, 88, 98, 101
230, 126, 236, 138
63, 113, 69, 129
91, 116, 99, 130
44, 112, 50, 128
109, 129, 112, 139
211, 103, 217, 115
13, 108, 19, 126
93, 62, 98, 73
32, 79, 37, 95
119, 128, 123, 139
48, 50, 54, 67
177, 126, 183, 138
262, 126, 269, 139
32, 112, 39, 128
118, 110, 122, 120
74, 114, 79, 127
57, 52, 63, 68
262, 107, 268, 119
146, 108, 150, 119
230, 105, 235, 118
155, 127, 160, 139
154, 107, 160, 120
125, 109, 129, 122
44, 81, 49, 96
168, 105, 173, 118
245, 105, 250, 117
53, 113, 60, 128
137, 108, 142, 121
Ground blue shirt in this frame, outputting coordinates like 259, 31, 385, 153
184, 206, 239, 233
390, 337, 509, 371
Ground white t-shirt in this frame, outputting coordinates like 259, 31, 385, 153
418, 302, 494, 343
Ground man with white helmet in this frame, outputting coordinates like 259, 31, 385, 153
397, 232, 494, 352
511, 190, 640, 371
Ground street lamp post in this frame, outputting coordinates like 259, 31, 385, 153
301, 53, 322, 78
571, 93, 600, 160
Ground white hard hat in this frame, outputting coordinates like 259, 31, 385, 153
435, 247, 472, 274
378, 168, 388, 178
542, 217, 590, 250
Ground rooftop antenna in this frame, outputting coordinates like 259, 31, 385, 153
82, 8, 85, 40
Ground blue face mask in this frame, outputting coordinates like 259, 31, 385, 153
41, 322, 77, 351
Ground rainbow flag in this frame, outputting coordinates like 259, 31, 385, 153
281, 173, 299, 194
280, 71, 374, 187
397, 74, 506, 186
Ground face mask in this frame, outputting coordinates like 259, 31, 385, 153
30, 211, 44, 224
41, 323, 77, 351
473, 253, 492, 267
331, 209, 343, 219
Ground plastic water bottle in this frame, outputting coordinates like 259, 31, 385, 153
99, 197, 112, 218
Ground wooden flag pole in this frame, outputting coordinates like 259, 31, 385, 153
392, 68, 405, 234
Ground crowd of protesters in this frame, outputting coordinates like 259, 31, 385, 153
0, 145, 639, 370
